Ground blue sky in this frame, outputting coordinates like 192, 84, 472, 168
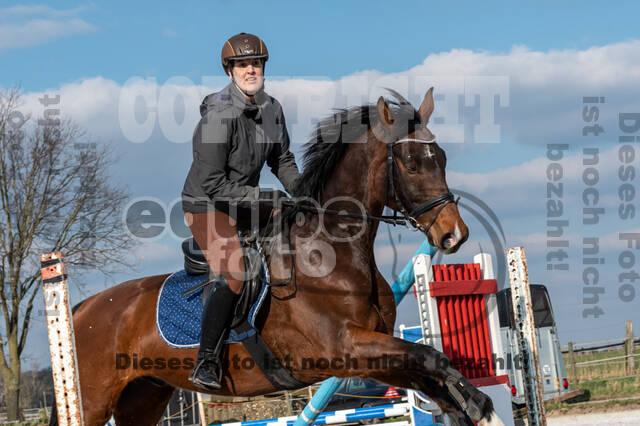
3, 1, 640, 91
2, 1, 640, 368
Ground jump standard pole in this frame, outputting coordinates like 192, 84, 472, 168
294, 240, 438, 426
40, 252, 85, 426
506, 246, 546, 426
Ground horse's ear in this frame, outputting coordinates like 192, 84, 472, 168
418, 87, 435, 123
377, 96, 394, 126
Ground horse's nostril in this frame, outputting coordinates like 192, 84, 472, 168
442, 233, 457, 250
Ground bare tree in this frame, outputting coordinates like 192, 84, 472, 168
0, 88, 137, 419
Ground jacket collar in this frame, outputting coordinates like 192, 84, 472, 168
228, 82, 269, 118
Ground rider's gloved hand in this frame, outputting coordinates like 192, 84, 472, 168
257, 189, 290, 218
258, 189, 289, 203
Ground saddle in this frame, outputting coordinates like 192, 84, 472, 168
181, 235, 265, 329
181, 195, 292, 328
164, 197, 303, 390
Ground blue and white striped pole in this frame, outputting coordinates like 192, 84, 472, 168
295, 377, 342, 426
293, 240, 437, 426
213, 403, 412, 426
390, 239, 438, 305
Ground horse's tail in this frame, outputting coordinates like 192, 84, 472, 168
48, 300, 86, 426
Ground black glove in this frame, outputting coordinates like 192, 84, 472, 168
258, 189, 289, 203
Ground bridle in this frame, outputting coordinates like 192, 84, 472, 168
270, 135, 459, 290
384, 136, 457, 236
290, 136, 458, 238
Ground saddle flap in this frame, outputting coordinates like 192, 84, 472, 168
231, 249, 263, 328
194, 248, 264, 329
156, 270, 269, 348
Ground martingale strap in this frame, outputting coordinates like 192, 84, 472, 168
235, 320, 306, 390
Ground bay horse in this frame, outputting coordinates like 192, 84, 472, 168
56, 88, 503, 426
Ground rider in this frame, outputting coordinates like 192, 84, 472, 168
181, 33, 301, 390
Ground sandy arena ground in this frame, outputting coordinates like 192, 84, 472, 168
547, 408, 640, 425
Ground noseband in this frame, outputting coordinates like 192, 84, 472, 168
384, 137, 456, 236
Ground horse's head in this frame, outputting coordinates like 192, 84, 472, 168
375, 88, 468, 253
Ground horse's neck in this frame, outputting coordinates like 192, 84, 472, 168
319, 139, 384, 251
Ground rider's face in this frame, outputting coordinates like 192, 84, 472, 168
229, 58, 264, 96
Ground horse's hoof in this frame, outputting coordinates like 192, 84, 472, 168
466, 391, 499, 423
445, 411, 475, 426
478, 409, 505, 426
445, 377, 492, 422
466, 401, 482, 421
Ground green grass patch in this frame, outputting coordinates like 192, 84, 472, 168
563, 346, 640, 392
578, 375, 640, 399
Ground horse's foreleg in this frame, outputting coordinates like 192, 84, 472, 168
378, 374, 474, 426
113, 377, 175, 426
373, 268, 396, 334
339, 328, 503, 426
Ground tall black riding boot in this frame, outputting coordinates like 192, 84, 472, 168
189, 278, 239, 390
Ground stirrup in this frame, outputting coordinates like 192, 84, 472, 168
189, 355, 222, 391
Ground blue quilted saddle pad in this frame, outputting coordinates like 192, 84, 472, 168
155, 270, 269, 348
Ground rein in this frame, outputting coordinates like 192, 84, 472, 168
292, 204, 408, 226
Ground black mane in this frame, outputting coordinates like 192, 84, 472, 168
293, 90, 420, 201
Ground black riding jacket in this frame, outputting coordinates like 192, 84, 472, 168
182, 82, 301, 213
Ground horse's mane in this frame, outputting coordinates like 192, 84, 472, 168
292, 90, 420, 201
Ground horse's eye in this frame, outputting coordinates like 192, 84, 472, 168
406, 163, 419, 174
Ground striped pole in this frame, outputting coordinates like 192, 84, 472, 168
295, 377, 341, 426
293, 241, 437, 426
213, 403, 412, 426
391, 240, 438, 305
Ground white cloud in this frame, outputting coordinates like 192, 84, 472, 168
12, 40, 640, 230
448, 144, 628, 220
20, 77, 122, 137
0, 19, 97, 49
269, 40, 640, 146
0, 5, 97, 50
15, 39, 640, 146
410, 43, 640, 88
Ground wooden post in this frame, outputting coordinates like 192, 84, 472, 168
568, 342, 578, 384
626, 321, 635, 374
197, 393, 207, 426
285, 391, 293, 416
507, 247, 546, 426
